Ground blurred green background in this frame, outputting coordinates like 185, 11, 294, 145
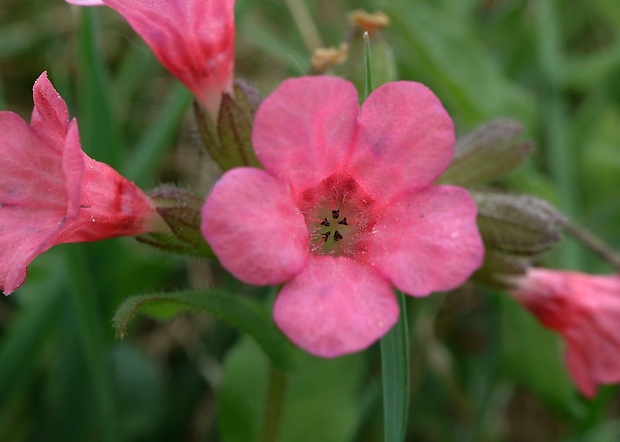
1, 0, 620, 440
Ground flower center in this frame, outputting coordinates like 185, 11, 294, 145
297, 173, 377, 258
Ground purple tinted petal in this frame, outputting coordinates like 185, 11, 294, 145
349, 81, 455, 201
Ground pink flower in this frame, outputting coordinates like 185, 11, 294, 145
511, 268, 620, 397
66, 0, 235, 119
0, 72, 162, 295
201, 76, 484, 357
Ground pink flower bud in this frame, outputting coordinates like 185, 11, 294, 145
511, 268, 620, 397
0, 72, 163, 295
66, 0, 235, 119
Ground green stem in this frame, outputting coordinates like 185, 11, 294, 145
380, 291, 410, 442
261, 365, 288, 442
564, 220, 620, 271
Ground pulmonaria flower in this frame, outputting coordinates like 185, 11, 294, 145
201, 76, 484, 357
66, 0, 235, 119
510, 268, 620, 398
0, 72, 163, 295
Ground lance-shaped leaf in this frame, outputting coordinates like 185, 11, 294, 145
437, 119, 534, 187
114, 290, 299, 372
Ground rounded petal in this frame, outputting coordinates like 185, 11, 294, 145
274, 256, 399, 358
201, 168, 308, 285
367, 186, 483, 297
349, 81, 455, 201
252, 76, 359, 193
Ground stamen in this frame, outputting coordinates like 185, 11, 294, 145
332, 209, 340, 219
334, 230, 343, 242
338, 217, 348, 226
320, 218, 330, 226
321, 231, 331, 242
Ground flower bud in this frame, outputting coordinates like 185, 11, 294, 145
194, 80, 261, 171
471, 191, 567, 287
474, 190, 566, 255
473, 250, 530, 287
437, 119, 534, 187
138, 185, 213, 257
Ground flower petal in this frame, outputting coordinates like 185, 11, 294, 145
1, 75, 160, 295
565, 313, 620, 398
101, 0, 235, 118
252, 76, 359, 193
367, 186, 483, 297
201, 168, 308, 285
30, 72, 70, 149
511, 269, 620, 397
273, 256, 399, 358
62, 120, 86, 219
349, 81, 455, 201
0, 114, 68, 295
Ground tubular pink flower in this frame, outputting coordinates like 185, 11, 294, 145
201, 76, 484, 358
511, 268, 620, 398
66, 0, 235, 119
0, 72, 162, 295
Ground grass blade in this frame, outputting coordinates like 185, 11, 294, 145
380, 291, 410, 442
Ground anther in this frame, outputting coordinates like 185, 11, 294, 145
334, 230, 343, 242
320, 218, 330, 227
321, 231, 331, 242
337, 217, 348, 226
332, 210, 340, 219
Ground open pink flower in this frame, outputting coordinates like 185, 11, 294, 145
66, 0, 235, 119
201, 76, 484, 357
511, 268, 620, 398
0, 72, 162, 295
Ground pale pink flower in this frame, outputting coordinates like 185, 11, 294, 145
511, 268, 620, 397
0, 72, 162, 295
201, 76, 484, 357
65, 0, 235, 119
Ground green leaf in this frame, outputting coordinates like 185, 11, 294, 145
218, 336, 363, 442
113, 290, 299, 372
380, 291, 410, 442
